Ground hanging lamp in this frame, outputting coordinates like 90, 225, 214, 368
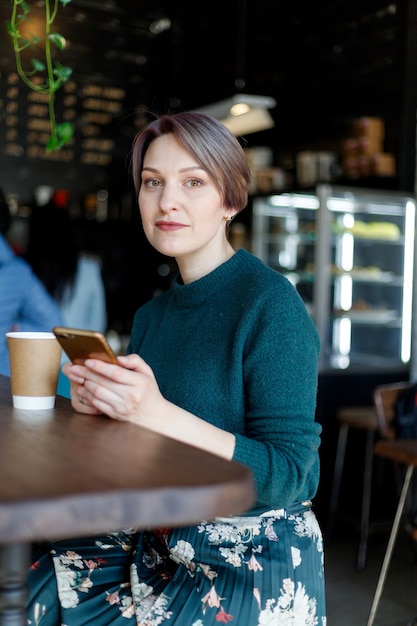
194, 0, 276, 135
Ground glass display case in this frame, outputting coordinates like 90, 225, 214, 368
252, 184, 416, 372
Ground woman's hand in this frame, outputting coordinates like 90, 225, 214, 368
62, 354, 236, 460
61, 354, 167, 424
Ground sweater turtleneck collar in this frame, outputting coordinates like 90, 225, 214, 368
172, 248, 253, 308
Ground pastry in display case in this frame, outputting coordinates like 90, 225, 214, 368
252, 184, 416, 372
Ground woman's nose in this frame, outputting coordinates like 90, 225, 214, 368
159, 183, 179, 211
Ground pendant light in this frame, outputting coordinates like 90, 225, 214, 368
194, 0, 276, 135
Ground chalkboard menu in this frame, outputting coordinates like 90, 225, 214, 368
0, 0, 160, 202
0, 67, 137, 200
4, 73, 125, 165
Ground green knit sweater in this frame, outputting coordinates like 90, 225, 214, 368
128, 248, 321, 513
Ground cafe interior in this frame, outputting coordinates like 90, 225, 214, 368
1, 0, 417, 623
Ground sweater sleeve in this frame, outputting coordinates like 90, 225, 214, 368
232, 277, 321, 509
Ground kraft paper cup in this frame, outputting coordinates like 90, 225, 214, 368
6, 332, 62, 410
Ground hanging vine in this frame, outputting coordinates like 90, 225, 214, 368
7, 0, 74, 152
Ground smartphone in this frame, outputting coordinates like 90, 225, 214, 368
53, 327, 119, 365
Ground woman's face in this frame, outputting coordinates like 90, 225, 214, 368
138, 133, 234, 267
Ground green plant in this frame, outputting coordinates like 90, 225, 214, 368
7, 0, 74, 152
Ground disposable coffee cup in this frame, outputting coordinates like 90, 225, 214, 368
6, 331, 62, 410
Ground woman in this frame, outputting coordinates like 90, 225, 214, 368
27, 112, 325, 625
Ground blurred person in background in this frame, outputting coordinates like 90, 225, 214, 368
25, 190, 107, 396
0, 186, 64, 376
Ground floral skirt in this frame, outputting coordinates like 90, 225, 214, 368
27, 501, 326, 625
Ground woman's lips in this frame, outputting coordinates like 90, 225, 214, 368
155, 221, 187, 231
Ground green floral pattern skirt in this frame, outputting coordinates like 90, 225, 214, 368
27, 501, 326, 625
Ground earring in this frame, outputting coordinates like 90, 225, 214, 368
224, 215, 232, 223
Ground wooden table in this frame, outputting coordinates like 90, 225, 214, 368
0, 374, 254, 626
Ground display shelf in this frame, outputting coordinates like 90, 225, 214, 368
252, 185, 416, 372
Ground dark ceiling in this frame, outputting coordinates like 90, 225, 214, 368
0, 0, 414, 193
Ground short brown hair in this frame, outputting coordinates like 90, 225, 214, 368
131, 112, 251, 214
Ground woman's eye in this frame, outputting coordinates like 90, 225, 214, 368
143, 178, 162, 188
186, 179, 203, 187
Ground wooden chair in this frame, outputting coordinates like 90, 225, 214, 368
372, 381, 411, 440
367, 381, 417, 626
